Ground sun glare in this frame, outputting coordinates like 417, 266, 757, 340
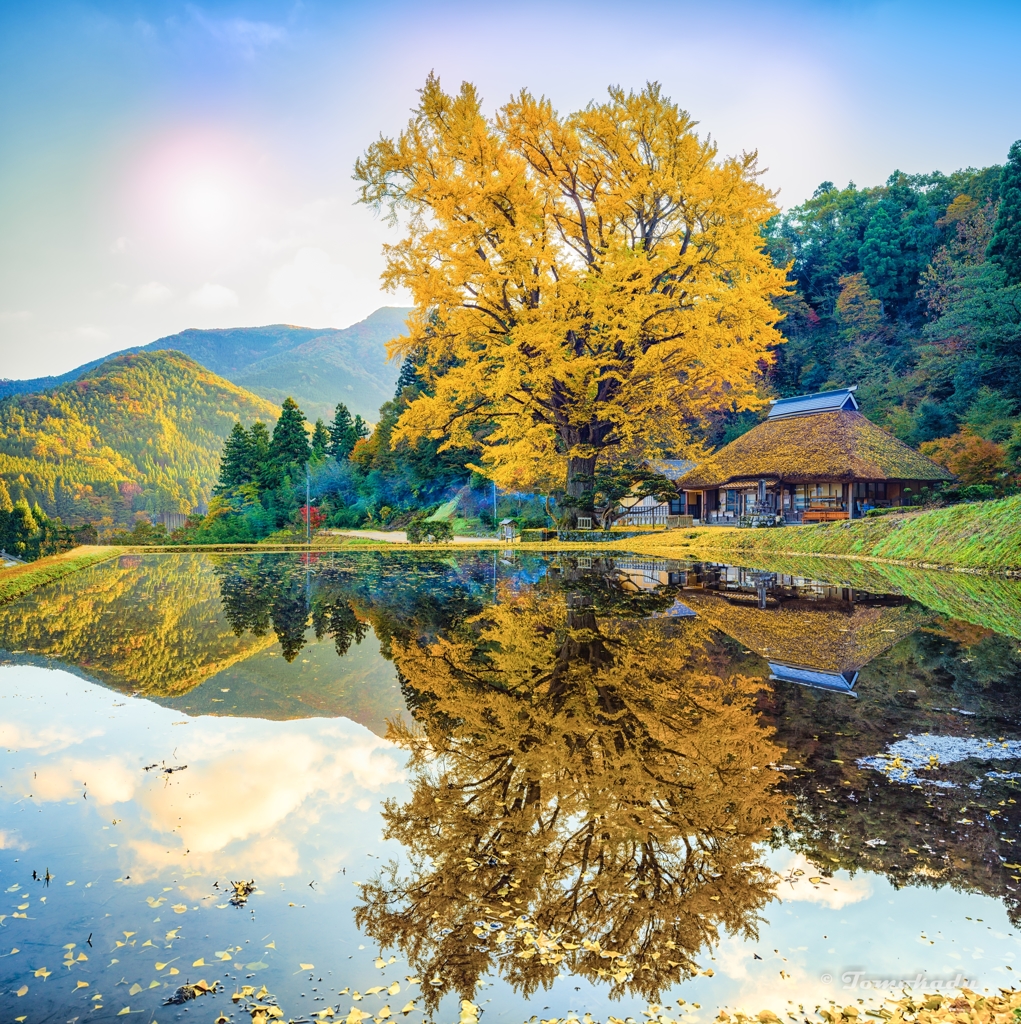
126, 129, 262, 250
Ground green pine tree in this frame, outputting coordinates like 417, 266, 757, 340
989, 139, 1021, 285
269, 397, 310, 471
215, 421, 255, 494
353, 415, 369, 441
250, 421, 275, 490
0, 479, 13, 551
859, 203, 905, 304
328, 402, 357, 459
10, 498, 38, 557
311, 418, 330, 461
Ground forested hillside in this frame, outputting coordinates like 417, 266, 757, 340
762, 142, 1021, 484
0, 306, 411, 423
0, 350, 279, 526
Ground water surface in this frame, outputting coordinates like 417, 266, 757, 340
2, 551, 1020, 1022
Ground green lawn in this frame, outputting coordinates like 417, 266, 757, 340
627, 495, 1021, 573
0, 546, 123, 605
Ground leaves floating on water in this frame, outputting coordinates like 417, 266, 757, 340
719, 988, 1021, 1024
163, 978, 222, 1004
230, 879, 257, 906
232, 982, 285, 1021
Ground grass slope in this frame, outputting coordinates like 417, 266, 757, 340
0, 351, 279, 523
0, 546, 121, 604
628, 495, 1021, 573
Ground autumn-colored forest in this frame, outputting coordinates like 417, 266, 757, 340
2, 81, 1020, 548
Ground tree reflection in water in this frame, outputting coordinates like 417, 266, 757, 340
357, 558, 789, 1010
216, 556, 369, 662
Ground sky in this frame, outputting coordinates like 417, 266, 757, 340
1, 0, 1020, 381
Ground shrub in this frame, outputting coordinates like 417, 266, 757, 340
407, 514, 453, 543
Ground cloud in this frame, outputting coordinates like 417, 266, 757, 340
0, 830, 27, 851
76, 325, 110, 342
188, 282, 239, 309
0, 720, 102, 755
773, 852, 873, 910
133, 281, 173, 304
28, 756, 138, 806
15, 720, 405, 884
268, 246, 358, 317
0, 309, 31, 322
110, 236, 128, 254
187, 5, 287, 58
121, 728, 404, 881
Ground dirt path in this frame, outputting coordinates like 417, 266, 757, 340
326, 530, 493, 545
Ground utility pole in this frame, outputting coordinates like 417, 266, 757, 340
306, 464, 311, 547
492, 480, 497, 536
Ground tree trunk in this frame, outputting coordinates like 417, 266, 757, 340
565, 454, 596, 528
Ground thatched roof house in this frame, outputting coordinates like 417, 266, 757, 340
682, 589, 932, 692
677, 387, 952, 523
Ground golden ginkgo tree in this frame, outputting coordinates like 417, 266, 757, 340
356, 567, 788, 1009
356, 76, 788, 519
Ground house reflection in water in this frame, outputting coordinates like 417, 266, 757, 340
677, 564, 933, 696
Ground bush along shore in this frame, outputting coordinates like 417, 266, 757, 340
625, 493, 1021, 574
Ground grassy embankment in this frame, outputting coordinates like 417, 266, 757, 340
0, 546, 123, 604
627, 493, 1021, 574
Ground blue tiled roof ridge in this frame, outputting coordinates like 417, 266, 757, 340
768, 386, 859, 420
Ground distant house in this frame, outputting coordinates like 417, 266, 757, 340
614, 458, 696, 526
676, 387, 953, 523
680, 567, 933, 696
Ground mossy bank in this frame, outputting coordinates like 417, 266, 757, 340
0, 546, 122, 605
627, 494, 1021, 574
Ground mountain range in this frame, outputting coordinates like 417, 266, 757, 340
0, 350, 278, 524
0, 306, 412, 424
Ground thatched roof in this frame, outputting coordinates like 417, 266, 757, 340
679, 410, 953, 489
681, 590, 933, 673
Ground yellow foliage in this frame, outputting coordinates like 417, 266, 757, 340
356, 565, 788, 1008
356, 77, 789, 494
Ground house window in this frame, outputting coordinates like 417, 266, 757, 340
854, 481, 889, 501
669, 498, 685, 515
576, 516, 593, 530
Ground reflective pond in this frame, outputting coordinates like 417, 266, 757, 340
2, 551, 1021, 1023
